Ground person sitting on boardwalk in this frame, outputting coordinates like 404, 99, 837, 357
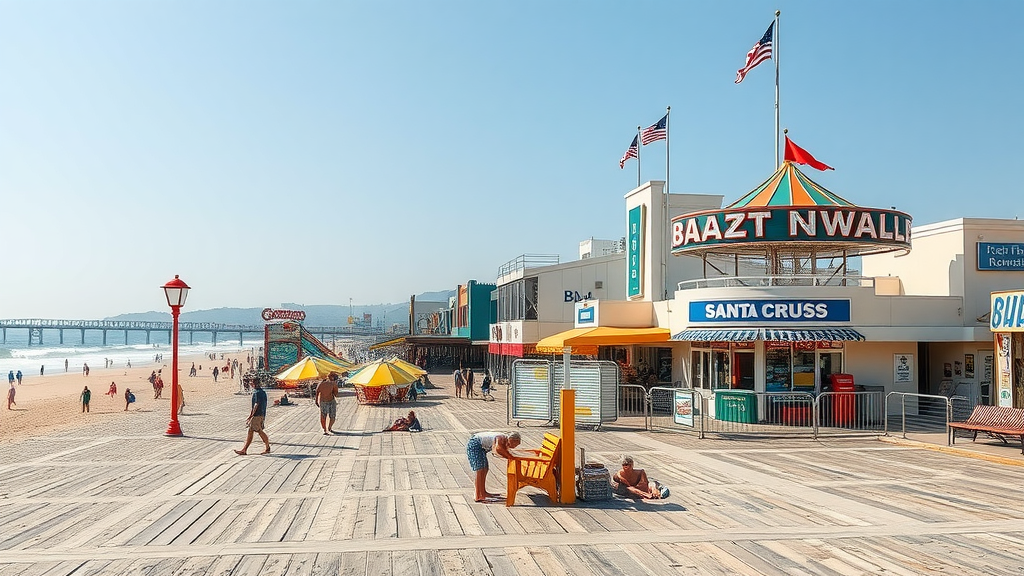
383, 410, 422, 432
612, 455, 667, 499
466, 431, 520, 502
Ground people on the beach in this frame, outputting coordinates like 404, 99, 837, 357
466, 431, 521, 502
15, 370, 22, 385
454, 367, 465, 398
40, 365, 44, 376
7, 382, 15, 409
8, 371, 14, 386
612, 455, 666, 499
383, 410, 422, 432
124, 388, 135, 411
106, 382, 117, 397
213, 366, 219, 382
81, 386, 91, 413
235, 380, 270, 456
65, 359, 68, 372
315, 372, 340, 435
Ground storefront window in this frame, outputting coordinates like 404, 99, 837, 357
764, 341, 845, 392
765, 343, 791, 392
691, 346, 731, 390
793, 343, 816, 390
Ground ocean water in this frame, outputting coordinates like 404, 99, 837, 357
0, 328, 263, 377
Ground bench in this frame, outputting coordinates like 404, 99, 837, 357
506, 432, 561, 506
948, 405, 1024, 454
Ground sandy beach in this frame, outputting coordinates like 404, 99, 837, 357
0, 351, 251, 442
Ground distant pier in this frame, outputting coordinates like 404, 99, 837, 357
0, 319, 383, 347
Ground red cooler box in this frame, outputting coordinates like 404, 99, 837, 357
830, 373, 856, 426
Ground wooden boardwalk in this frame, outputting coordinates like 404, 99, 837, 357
3, 378, 1024, 575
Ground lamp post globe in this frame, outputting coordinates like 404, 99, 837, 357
161, 275, 190, 437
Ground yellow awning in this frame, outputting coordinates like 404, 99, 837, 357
535, 327, 670, 353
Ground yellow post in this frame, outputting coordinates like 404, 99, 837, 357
559, 345, 576, 504
559, 388, 575, 504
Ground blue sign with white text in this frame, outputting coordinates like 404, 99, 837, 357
689, 299, 851, 323
978, 243, 1024, 271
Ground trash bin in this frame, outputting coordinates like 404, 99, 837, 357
715, 389, 758, 423
830, 374, 856, 426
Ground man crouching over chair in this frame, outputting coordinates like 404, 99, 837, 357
466, 431, 521, 502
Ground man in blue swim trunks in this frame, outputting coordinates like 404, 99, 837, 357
466, 431, 520, 502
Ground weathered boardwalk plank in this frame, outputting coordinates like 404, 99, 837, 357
4, 374, 1024, 575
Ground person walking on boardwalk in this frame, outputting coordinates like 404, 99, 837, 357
466, 431, 521, 502
235, 380, 270, 455
81, 386, 91, 413
454, 366, 465, 399
465, 368, 476, 398
7, 381, 15, 410
315, 372, 340, 435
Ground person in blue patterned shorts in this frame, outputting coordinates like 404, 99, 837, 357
466, 431, 520, 502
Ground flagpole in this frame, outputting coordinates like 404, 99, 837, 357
774, 9, 781, 168
664, 106, 670, 300
636, 126, 641, 188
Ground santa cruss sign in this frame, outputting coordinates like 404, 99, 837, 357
671, 207, 912, 252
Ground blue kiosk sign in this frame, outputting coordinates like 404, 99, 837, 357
689, 299, 852, 323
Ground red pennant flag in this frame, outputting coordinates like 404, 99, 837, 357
784, 136, 834, 171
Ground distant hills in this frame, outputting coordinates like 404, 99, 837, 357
107, 290, 455, 326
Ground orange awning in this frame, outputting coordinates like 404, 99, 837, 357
535, 327, 670, 354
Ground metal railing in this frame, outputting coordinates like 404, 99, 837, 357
496, 254, 560, 278
633, 385, 886, 439
884, 392, 953, 441
677, 274, 876, 291
617, 384, 649, 425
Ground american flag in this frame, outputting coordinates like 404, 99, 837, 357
619, 135, 638, 169
640, 114, 667, 146
735, 22, 774, 84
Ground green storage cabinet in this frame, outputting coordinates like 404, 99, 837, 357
715, 389, 758, 423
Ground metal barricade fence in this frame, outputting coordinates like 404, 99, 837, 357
648, 386, 688, 432
617, 384, 649, 428
614, 385, 888, 440
884, 392, 952, 442
815, 391, 885, 435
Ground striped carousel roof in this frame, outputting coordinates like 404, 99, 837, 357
726, 161, 856, 209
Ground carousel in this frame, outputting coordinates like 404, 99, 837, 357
671, 160, 913, 295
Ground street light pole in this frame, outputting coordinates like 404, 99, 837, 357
162, 275, 190, 437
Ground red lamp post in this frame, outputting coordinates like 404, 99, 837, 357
162, 275, 190, 437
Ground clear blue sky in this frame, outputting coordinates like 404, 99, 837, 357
2, 1, 1021, 319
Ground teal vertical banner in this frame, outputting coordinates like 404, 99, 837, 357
627, 205, 645, 298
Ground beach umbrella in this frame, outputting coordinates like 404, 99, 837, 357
346, 360, 418, 387
275, 356, 349, 384
387, 356, 427, 376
